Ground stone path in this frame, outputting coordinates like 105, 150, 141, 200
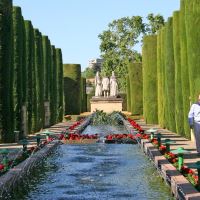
133, 119, 200, 199
135, 119, 200, 168
0, 120, 76, 162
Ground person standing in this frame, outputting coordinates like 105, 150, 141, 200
188, 94, 200, 154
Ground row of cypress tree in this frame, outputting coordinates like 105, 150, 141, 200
129, 0, 200, 138
0, 1, 64, 142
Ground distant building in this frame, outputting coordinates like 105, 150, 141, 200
88, 58, 103, 72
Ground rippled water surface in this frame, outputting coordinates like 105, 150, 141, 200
8, 125, 174, 200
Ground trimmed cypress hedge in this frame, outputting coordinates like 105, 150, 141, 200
34, 29, 44, 130
42, 36, 50, 101
21, 16, 26, 105
173, 11, 184, 136
180, 0, 190, 138
25, 20, 34, 133
128, 62, 143, 115
21, 15, 27, 137
126, 75, 131, 112
142, 35, 158, 124
86, 92, 94, 112
119, 93, 127, 111
63, 64, 81, 115
56, 48, 64, 122
161, 26, 167, 129
185, 0, 200, 102
13, 6, 23, 137
50, 45, 57, 125
0, 0, 13, 142
81, 77, 87, 113
164, 17, 176, 132
157, 29, 164, 127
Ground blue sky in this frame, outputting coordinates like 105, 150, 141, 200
13, 0, 180, 71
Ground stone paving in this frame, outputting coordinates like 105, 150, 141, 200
135, 119, 200, 167
135, 119, 200, 200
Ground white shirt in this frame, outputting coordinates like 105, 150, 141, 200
188, 103, 200, 122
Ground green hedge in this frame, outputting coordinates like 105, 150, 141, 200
185, 0, 200, 102
119, 93, 127, 111
180, 0, 190, 138
157, 29, 165, 127
81, 77, 87, 113
42, 36, 50, 101
63, 64, 81, 115
128, 62, 143, 115
142, 35, 158, 124
164, 17, 176, 132
126, 75, 131, 112
21, 16, 26, 105
0, 0, 13, 142
13, 6, 23, 137
25, 20, 34, 134
173, 11, 184, 136
34, 29, 44, 130
0, 2, 65, 140
56, 48, 64, 122
161, 26, 167, 129
86, 92, 94, 112
50, 45, 57, 125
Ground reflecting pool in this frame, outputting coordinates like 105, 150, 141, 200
7, 125, 174, 200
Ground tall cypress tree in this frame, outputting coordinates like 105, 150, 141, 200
173, 11, 184, 136
42, 36, 50, 101
34, 29, 44, 130
185, 0, 200, 102
157, 29, 164, 127
63, 64, 81, 115
21, 15, 28, 137
142, 35, 158, 124
81, 77, 87, 113
25, 20, 34, 134
161, 26, 167, 129
13, 6, 23, 137
164, 17, 176, 132
180, 0, 190, 138
0, 0, 13, 142
50, 45, 57, 124
21, 16, 26, 105
56, 48, 64, 122
126, 75, 131, 112
128, 62, 143, 115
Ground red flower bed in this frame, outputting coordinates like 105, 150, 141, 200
63, 133, 99, 141
68, 119, 84, 131
127, 118, 144, 133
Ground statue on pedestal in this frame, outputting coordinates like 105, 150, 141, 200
94, 71, 102, 97
110, 71, 118, 97
102, 76, 110, 97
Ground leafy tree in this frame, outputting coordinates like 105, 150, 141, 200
98, 16, 145, 91
82, 67, 95, 79
146, 14, 165, 34
98, 14, 164, 91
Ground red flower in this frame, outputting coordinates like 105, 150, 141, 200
0, 164, 4, 171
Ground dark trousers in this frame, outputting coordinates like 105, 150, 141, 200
194, 121, 200, 153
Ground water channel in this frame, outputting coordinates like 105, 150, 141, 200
7, 125, 174, 200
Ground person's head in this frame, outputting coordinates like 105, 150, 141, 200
112, 71, 115, 76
